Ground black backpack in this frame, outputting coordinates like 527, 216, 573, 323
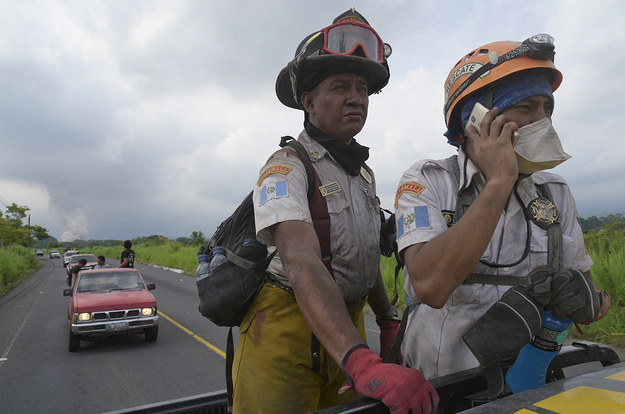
196, 137, 320, 327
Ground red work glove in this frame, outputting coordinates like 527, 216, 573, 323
341, 345, 438, 414
376, 318, 400, 360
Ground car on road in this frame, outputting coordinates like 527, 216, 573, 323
35, 249, 44, 256
63, 250, 78, 267
62, 268, 158, 352
66, 253, 99, 286
50, 250, 61, 259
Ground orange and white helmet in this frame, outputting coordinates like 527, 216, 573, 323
444, 34, 563, 144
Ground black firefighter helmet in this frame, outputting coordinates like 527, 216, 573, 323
275, 8, 392, 109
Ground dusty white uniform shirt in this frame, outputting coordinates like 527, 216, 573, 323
253, 130, 381, 302
395, 148, 592, 379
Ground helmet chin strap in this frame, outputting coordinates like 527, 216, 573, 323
484, 89, 494, 109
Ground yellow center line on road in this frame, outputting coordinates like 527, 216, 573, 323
158, 310, 226, 359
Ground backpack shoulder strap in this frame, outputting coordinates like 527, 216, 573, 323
279, 136, 333, 277
280, 136, 315, 199
536, 182, 563, 271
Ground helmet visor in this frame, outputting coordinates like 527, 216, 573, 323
322, 22, 385, 63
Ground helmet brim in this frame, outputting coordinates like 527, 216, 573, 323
275, 55, 389, 109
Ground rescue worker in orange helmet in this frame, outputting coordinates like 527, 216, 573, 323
394, 35, 610, 381
232, 8, 438, 414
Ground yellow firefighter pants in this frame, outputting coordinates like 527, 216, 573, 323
232, 282, 367, 414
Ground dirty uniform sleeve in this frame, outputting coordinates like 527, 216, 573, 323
254, 149, 311, 246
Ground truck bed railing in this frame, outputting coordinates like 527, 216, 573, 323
102, 341, 620, 414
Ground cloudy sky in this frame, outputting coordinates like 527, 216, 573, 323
1, 1, 624, 242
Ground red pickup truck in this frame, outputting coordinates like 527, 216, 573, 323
63, 268, 159, 352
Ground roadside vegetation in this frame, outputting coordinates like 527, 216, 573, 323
89, 235, 200, 272
576, 220, 625, 346
0, 202, 47, 295
0, 244, 41, 296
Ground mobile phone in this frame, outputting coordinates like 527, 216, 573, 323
466, 102, 488, 130
466, 102, 520, 143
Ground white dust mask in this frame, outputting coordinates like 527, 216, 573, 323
513, 118, 571, 174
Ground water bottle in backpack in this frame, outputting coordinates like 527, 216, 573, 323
209, 247, 228, 272
196, 254, 210, 282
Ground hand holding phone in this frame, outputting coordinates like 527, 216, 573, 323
465, 102, 520, 144
466, 102, 489, 130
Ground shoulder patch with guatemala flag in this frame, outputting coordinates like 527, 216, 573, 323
259, 181, 288, 206
256, 165, 292, 186
396, 206, 431, 239
394, 182, 426, 208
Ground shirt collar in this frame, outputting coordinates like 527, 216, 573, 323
457, 147, 484, 192
298, 129, 329, 161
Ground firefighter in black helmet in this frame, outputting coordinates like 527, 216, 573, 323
232, 8, 438, 414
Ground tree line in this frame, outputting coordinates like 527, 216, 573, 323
0, 203, 50, 248
578, 214, 625, 233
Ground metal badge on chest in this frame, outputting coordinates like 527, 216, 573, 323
528, 197, 560, 230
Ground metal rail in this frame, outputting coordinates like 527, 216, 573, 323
102, 341, 620, 414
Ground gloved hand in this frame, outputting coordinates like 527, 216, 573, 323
462, 266, 554, 399
341, 345, 438, 414
463, 266, 553, 367
376, 318, 400, 360
547, 268, 611, 324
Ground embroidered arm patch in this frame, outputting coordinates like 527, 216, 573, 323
397, 206, 431, 238
259, 181, 289, 206
257, 165, 292, 186
394, 182, 426, 208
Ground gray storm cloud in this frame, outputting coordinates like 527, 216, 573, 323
0, 1, 623, 240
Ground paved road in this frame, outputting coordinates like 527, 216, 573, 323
0, 257, 382, 413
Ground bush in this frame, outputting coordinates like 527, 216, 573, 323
574, 228, 625, 346
0, 244, 41, 296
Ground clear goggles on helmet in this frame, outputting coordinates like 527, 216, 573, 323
444, 34, 556, 116
320, 21, 391, 63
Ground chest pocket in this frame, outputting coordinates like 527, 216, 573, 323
323, 186, 350, 215
323, 189, 351, 255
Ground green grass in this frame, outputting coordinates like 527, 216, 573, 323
571, 229, 625, 346
90, 243, 198, 274
0, 244, 41, 296
380, 255, 406, 309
